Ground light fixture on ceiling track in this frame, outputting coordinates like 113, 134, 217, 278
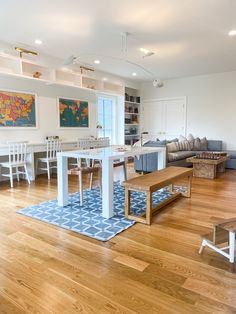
15, 47, 38, 58
61, 32, 164, 87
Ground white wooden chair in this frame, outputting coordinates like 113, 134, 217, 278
0, 141, 30, 188
36, 139, 61, 180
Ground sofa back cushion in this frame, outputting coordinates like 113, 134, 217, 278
178, 140, 190, 151
166, 142, 179, 153
207, 140, 222, 151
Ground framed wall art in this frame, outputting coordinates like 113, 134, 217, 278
0, 89, 37, 128
58, 97, 89, 128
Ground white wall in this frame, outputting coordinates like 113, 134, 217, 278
0, 77, 139, 145
141, 71, 236, 150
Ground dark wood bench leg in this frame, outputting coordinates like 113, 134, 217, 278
125, 188, 131, 218
146, 191, 152, 225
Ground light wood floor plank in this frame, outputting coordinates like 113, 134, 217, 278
0, 166, 236, 313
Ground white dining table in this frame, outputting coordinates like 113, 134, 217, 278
57, 145, 166, 218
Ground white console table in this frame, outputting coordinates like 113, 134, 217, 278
0, 141, 78, 181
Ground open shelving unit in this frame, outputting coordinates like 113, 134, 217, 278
124, 87, 141, 146
0, 53, 124, 95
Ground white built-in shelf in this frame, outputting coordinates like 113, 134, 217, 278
125, 101, 140, 105
124, 87, 141, 145
125, 134, 140, 137
0, 53, 124, 95
125, 112, 140, 115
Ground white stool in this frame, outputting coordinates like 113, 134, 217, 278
199, 218, 236, 270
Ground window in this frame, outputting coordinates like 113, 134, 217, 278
97, 96, 116, 144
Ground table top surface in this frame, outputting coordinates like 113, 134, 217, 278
57, 145, 166, 160
186, 155, 229, 165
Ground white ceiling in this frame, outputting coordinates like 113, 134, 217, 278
1, 0, 236, 81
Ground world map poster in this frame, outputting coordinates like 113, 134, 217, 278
59, 97, 89, 128
0, 90, 36, 127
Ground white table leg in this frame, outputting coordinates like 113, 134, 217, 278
229, 231, 235, 263
26, 151, 34, 181
102, 158, 114, 218
158, 149, 166, 170
57, 155, 68, 206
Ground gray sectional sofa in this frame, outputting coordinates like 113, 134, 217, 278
134, 139, 236, 172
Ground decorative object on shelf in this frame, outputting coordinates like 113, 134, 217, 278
33, 71, 42, 79
0, 89, 37, 128
136, 96, 140, 103
125, 118, 131, 124
58, 97, 89, 128
45, 136, 59, 140
80, 65, 94, 75
15, 47, 38, 58
128, 106, 133, 112
96, 122, 102, 129
86, 85, 95, 89
134, 107, 139, 113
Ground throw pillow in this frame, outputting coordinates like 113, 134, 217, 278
200, 137, 208, 151
166, 142, 179, 153
192, 137, 201, 150
167, 138, 179, 143
187, 133, 195, 141
178, 140, 190, 151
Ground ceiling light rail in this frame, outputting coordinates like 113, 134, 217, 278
0, 53, 124, 96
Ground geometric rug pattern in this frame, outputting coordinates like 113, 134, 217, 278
18, 182, 175, 241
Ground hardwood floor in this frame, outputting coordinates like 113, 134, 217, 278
0, 166, 236, 313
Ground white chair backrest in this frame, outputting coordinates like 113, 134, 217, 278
77, 138, 94, 150
96, 137, 110, 148
46, 139, 61, 159
7, 141, 28, 164
77, 137, 110, 150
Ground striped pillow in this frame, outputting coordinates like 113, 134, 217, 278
178, 140, 190, 151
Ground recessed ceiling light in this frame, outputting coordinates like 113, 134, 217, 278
132, 72, 137, 76
94, 60, 100, 64
140, 48, 150, 54
35, 39, 43, 45
103, 77, 107, 81
228, 30, 236, 36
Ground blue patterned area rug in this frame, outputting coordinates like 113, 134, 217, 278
18, 182, 173, 241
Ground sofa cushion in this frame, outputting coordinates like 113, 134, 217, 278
187, 133, 195, 141
168, 151, 196, 162
178, 140, 190, 151
207, 140, 223, 151
200, 137, 208, 151
166, 142, 179, 153
143, 140, 166, 147
226, 151, 236, 159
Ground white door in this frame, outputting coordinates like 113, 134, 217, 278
162, 98, 186, 140
142, 100, 164, 140
142, 97, 186, 140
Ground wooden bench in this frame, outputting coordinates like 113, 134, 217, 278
123, 166, 193, 225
